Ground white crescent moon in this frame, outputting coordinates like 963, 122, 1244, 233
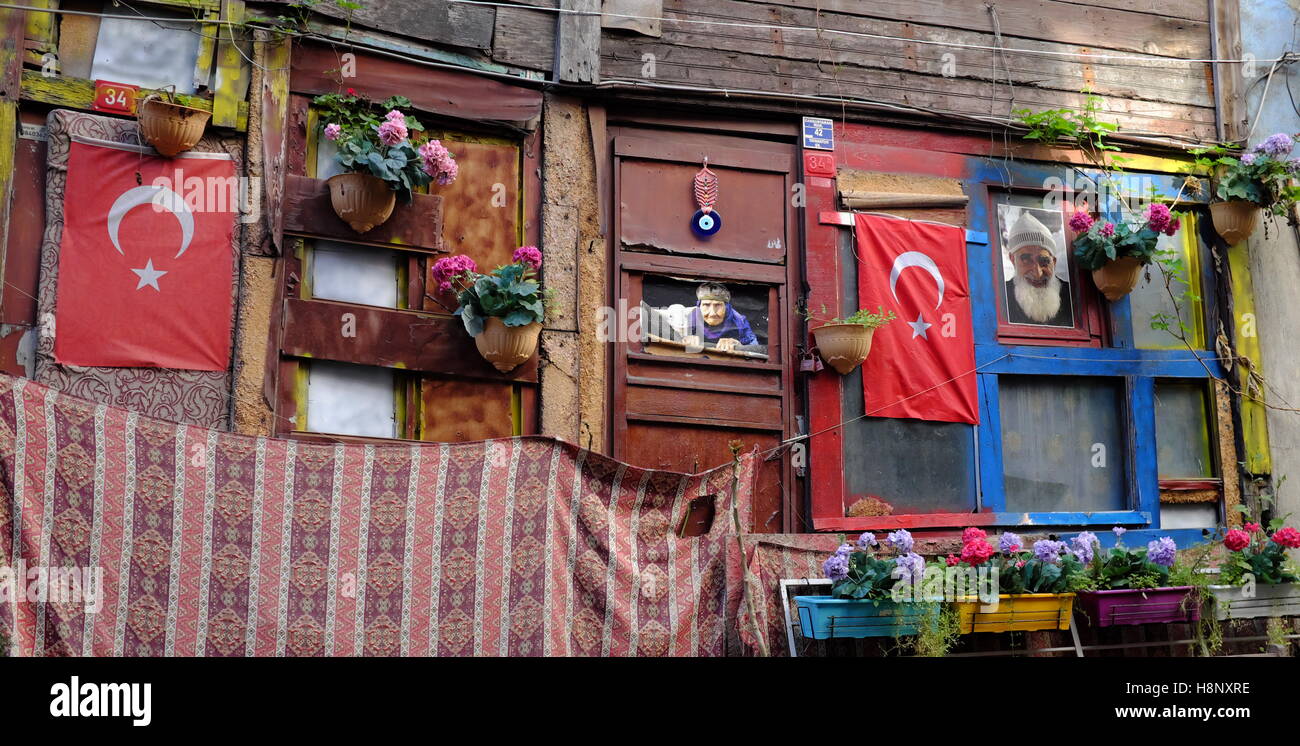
106, 186, 194, 259
889, 251, 945, 310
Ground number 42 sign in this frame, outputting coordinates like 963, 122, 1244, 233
93, 80, 140, 115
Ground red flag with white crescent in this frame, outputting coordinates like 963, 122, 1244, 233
54, 139, 235, 370
855, 213, 978, 424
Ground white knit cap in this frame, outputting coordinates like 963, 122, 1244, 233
1007, 211, 1057, 258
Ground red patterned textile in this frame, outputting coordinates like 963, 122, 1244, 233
0, 376, 753, 657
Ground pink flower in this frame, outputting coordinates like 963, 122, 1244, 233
1015, 559, 1025, 568
1100, 222, 1115, 237
1068, 211, 1094, 233
431, 254, 478, 292
435, 158, 458, 186
945, 554, 959, 566
513, 245, 543, 270
960, 540, 995, 566
377, 111, 408, 145
1272, 526, 1300, 549
1163, 216, 1181, 237
1244, 522, 1262, 533
1224, 528, 1251, 552
961, 527, 987, 544
323, 123, 342, 141
1145, 203, 1173, 234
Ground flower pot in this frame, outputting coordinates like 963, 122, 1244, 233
1207, 582, 1300, 621
137, 96, 211, 157
793, 596, 929, 639
326, 172, 396, 233
1075, 586, 1201, 627
811, 323, 875, 375
474, 317, 542, 373
953, 593, 1074, 634
1090, 256, 1143, 302
1209, 200, 1261, 245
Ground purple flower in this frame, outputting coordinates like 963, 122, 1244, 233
855, 532, 877, 550
1147, 536, 1177, 567
1241, 152, 1258, 166
1289, 157, 1300, 173
835, 542, 852, 556
1100, 222, 1115, 237
998, 532, 1022, 554
886, 529, 914, 554
894, 552, 925, 584
1112, 526, 1127, 542
1254, 133, 1295, 157
323, 123, 342, 141
1033, 539, 1066, 563
1070, 532, 1098, 564
822, 552, 850, 581
1068, 211, 1094, 233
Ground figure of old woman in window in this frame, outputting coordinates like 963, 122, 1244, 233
682, 282, 761, 353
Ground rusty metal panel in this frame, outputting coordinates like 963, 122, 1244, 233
421, 378, 514, 442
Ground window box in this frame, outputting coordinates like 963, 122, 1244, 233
1075, 586, 1200, 627
1207, 583, 1300, 621
953, 593, 1074, 633
793, 596, 928, 639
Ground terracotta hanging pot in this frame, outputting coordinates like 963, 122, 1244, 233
137, 95, 211, 157
1209, 200, 1262, 245
811, 323, 875, 375
326, 172, 396, 233
475, 317, 542, 373
1091, 256, 1143, 302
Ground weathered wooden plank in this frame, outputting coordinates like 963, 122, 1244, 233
281, 174, 446, 253
1054, 0, 1208, 23
1212, 0, 1246, 141
0, 2, 25, 300
262, 0, 496, 51
19, 69, 249, 130
603, 0, 664, 37
290, 43, 543, 123
258, 30, 291, 255
557, 0, 600, 82
212, 0, 247, 128
281, 298, 539, 383
644, 0, 1214, 108
742, 0, 1210, 57
22, 0, 55, 63
602, 43, 1217, 139
491, 6, 556, 73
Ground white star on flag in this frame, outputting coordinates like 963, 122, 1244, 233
907, 313, 932, 340
131, 258, 167, 291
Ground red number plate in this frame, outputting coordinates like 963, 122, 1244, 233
92, 80, 139, 115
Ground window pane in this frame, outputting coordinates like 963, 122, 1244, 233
1161, 503, 1218, 529
315, 135, 346, 180
311, 241, 399, 308
1130, 214, 1206, 349
638, 275, 770, 362
842, 416, 977, 514
90, 10, 202, 94
306, 361, 396, 438
999, 376, 1126, 512
1155, 381, 1215, 479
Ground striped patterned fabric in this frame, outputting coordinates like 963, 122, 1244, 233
0, 376, 752, 657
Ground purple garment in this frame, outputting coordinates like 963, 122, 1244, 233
687, 304, 758, 345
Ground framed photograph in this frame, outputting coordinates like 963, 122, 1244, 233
997, 203, 1074, 328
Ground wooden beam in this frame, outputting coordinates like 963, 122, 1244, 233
281, 174, 445, 253
0, 2, 26, 301
556, 0, 599, 83
19, 69, 249, 131
1211, 0, 1246, 142
257, 30, 291, 255
839, 191, 970, 209
212, 0, 247, 129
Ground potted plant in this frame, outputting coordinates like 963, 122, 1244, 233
948, 529, 1084, 633
435, 246, 548, 373
1072, 528, 1201, 627
1209, 520, 1300, 620
806, 305, 896, 375
1192, 133, 1300, 244
1070, 204, 1178, 301
137, 88, 211, 157
795, 530, 931, 639
313, 92, 459, 233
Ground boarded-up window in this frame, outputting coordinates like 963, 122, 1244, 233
1155, 380, 1215, 479
999, 376, 1126, 512
842, 412, 976, 514
310, 240, 400, 308
90, 7, 202, 94
305, 360, 397, 438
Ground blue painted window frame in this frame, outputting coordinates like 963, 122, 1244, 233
965, 160, 1223, 530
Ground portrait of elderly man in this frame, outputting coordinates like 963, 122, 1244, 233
1002, 209, 1074, 327
682, 282, 764, 353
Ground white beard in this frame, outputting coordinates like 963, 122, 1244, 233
1012, 273, 1062, 323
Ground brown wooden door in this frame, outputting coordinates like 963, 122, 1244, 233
609, 126, 799, 533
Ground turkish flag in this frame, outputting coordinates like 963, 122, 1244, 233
54, 140, 235, 370
855, 213, 978, 424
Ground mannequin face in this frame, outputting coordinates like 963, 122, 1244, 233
699, 299, 728, 327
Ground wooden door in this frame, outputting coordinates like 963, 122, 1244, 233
609, 126, 799, 533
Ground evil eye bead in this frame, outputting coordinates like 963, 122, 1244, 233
691, 209, 722, 237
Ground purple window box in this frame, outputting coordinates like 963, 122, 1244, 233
1075, 586, 1201, 627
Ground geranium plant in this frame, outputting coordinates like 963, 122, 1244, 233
433, 246, 548, 337
821, 529, 924, 600
949, 528, 1086, 594
1191, 133, 1300, 217
313, 91, 458, 202
1219, 520, 1300, 586
1070, 203, 1181, 272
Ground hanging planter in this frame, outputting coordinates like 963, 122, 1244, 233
436, 246, 548, 374
806, 306, 896, 375
1207, 583, 1300, 621
326, 172, 396, 233
1090, 256, 1144, 302
954, 592, 1076, 633
137, 93, 210, 157
794, 596, 927, 639
474, 317, 543, 373
313, 92, 458, 234
1208, 200, 1262, 245
1075, 586, 1201, 627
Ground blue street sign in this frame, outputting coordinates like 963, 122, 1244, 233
802, 116, 835, 150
